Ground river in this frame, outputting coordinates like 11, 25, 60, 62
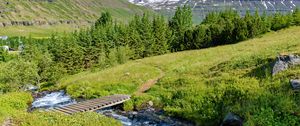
30, 91, 194, 126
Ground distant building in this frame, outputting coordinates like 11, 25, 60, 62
0, 36, 8, 41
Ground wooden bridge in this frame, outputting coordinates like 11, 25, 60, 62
52, 94, 130, 115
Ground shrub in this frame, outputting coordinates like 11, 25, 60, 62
12, 112, 122, 126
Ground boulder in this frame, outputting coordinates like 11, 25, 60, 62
272, 54, 300, 75
290, 79, 300, 90
25, 84, 39, 92
221, 113, 243, 126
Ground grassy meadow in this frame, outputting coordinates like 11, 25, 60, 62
58, 26, 300, 125
0, 24, 82, 38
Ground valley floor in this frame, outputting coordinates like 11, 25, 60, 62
0, 24, 82, 38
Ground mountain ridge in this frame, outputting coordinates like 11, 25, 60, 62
129, 0, 300, 22
0, 0, 153, 27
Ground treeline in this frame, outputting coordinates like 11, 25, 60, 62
54, 6, 300, 70
0, 7, 300, 91
62, 6, 300, 70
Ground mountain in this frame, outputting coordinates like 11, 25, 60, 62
129, 0, 300, 22
0, 0, 152, 28
0, 0, 153, 37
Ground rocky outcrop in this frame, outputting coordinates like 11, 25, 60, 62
132, 108, 194, 126
272, 54, 300, 75
290, 79, 300, 90
221, 113, 243, 126
111, 107, 195, 126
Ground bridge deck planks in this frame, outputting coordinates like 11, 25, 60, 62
52, 94, 130, 114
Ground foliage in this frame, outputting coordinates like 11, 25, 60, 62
0, 92, 32, 123
0, 59, 39, 86
123, 100, 134, 111
0, 92, 120, 126
12, 112, 121, 126
294, 8, 300, 25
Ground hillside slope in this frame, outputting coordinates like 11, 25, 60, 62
59, 26, 300, 125
0, 0, 153, 37
0, 0, 151, 22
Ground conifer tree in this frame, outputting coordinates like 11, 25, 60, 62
128, 15, 144, 59
152, 15, 169, 55
253, 10, 262, 35
169, 5, 193, 51
293, 8, 300, 25
95, 12, 113, 27
192, 25, 211, 49
140, 13, 154, 57
261, 11, 271, 33
220, 10, 237, 44
244, 11, 255, 38
271, 13, 287, 31
233, 17, 248, 42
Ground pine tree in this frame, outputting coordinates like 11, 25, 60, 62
261, 11, 271, 33
183, 29, 193, 50
220, 10, 238, 44
75, 29, 100, 69
244, 11, 255, 38
169, 5, 193, 51
152, 15, 169, 55
202, 12, 219, 24
95, 12, 113, 27
193, 25, 211, 49
140, 13, 154, 57
128, 15, 144, 59
253, 10, 262, 35
293, 8, 300, 25
233, 17, 248, 42
271, 13, 287, 31
48, 35, 84, 74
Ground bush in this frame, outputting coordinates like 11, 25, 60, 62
0, 92, 32, 123
12, 112, 121, 126
123, 100, 134, 111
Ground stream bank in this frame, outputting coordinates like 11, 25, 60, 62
30, 91, 194, 126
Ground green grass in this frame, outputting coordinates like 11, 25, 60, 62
0, 24, 81, 38
59, 61, 161, 99
0, 92, 32, 123
12, 112, 121, 126
59, 26, 300, 125
0, 0, 152, 22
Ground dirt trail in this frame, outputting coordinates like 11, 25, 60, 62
135, 67, 165, 95
2, 118, 13, 126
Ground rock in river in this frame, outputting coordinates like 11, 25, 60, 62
24, 84, 39, 92
221, 113, 243, 126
